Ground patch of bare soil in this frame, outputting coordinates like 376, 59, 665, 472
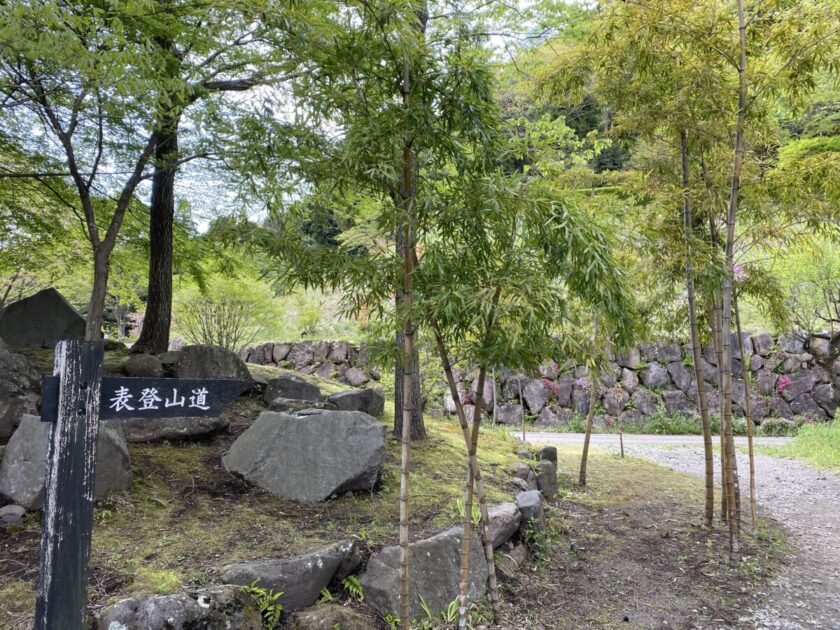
493, 491, 781, 629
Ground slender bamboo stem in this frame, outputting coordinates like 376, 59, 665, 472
579, 365, 600, 486
432, 324, 502, 623
680, 130, 715, 529
398, 52, 415, 630
734, 291, 758, 531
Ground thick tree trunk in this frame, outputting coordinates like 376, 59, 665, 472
132, 110, 180, 354
680, 131, 715, 528
394, 327, 425, 440
85, 247, 111, 341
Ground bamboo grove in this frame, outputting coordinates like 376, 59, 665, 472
1, 1, 839, 628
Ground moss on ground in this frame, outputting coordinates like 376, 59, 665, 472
0, 349, 785, 628
0, 353, 522, 620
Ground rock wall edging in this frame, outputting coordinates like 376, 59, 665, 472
242, 333, 840, 426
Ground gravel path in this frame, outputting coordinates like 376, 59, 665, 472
526, 433, 840, 629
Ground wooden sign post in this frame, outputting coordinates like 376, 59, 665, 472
34, 340, 246, 630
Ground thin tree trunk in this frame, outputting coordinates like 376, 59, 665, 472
734, 291, 757, 531
397, 52, 416, 629
132, 107, 179, 355
719, 0, 748, 565
579, 366, 599, 486
710, 300, 729, 521
432, 325, 501, 621
458, 364, 489, 628
680, 130, 715, 528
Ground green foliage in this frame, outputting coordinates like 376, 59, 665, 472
767, 420, 840, 473
317, 587, 334, 604
455, 496, 482, 529
340, 575, 364, 603
243, 580, 283, 630
173, 276, 279, 352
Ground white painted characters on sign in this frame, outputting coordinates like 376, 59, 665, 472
189, 387, 210, 410
109, 386, 134, 412
138, 388, 162, 410
165, 388, 186, 408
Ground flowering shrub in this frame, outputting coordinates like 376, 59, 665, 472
574, 377, 589, 390
776, 375, 791, 394
542, 378, 562, 396
733, 263, 748, 283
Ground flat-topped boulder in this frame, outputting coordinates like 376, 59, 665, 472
0, 415, 131, 510
120, 415, 229, 443
173, 344, 252, 387
221, 541, 357, 611
263, 375, 322, 404
360, 526, 487, 619
327, 388, 385, 417
0, 288, 85, 348
487, 502, 522, 548
222, 409, 385, 502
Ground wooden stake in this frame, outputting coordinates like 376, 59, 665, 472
36, 340, 104, 630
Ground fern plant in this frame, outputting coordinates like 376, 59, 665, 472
341, 575, 364, 602
243, 580, 283, 630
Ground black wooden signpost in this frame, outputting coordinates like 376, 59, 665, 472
35, 340, 246, 630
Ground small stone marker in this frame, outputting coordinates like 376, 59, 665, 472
34, 340, 246, 630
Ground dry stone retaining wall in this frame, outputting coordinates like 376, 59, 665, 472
243, 333, 839, 427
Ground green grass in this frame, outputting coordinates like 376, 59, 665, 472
760, 421, 840, 473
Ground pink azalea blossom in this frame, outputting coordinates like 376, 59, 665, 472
775, 375, 791, 394
575, 377, 589, 390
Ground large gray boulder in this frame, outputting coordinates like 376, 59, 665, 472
0, 341, 40, 440
640, 362, 671, 389
516, 490, 545, 533
221, 541, 357, 611
264, 375, 322, 404
630, 388, 660, 416
173, 344, 252, 386
662, 390, 692, 416
120, 415, 229, 443
522, 379, 551, 414
813, 383, 837, 416
123, 353, 164, 377
0, 288, 85, 348
496, 403, 524, 425
469, 376, 495, 407
616, 347, 641, 369
789, 393, 826, 419
97, 585, 261, 630
487, 503, 521, 548
667, 362, 693, 392
601, 387, 629, 416
0, 415, 131, 510
658, 342, 682, 363
780, 370, 817, 402
327, 388, 385, 417
534, 460, 558, 499
343, 367, 369, 387
751, 332, 775, 356
360, 526, 487, 619
223, 410, 385, 502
